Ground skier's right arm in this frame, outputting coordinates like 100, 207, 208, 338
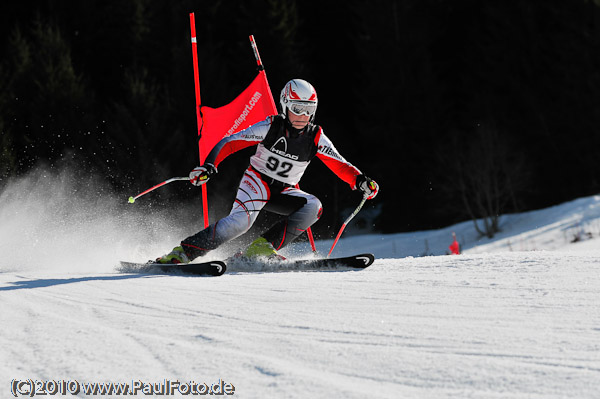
189, 116, 273, 186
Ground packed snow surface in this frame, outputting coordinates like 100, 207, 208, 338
1, 169, 599, 398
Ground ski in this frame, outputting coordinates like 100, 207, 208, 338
290, 253, 375, 270
226, 253, 375, 273
119, 260, 226, 276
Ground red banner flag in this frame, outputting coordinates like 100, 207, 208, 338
198, 70, 277, 163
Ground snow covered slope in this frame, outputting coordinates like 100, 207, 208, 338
2, 252, 599, 398
314, 194, 600, 259
1, 170, 599, 398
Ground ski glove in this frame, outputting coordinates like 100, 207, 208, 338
356, 175, 379, 200
189, 163, 217, 186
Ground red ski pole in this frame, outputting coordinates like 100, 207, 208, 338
127, 177, 189, 204
327, 194, 369, 257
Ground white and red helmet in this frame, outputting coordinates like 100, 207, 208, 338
280, 79, 318, 120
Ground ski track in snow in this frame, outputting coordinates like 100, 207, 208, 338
1, 252, 599, 399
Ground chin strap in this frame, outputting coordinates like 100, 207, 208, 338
284, 117, 304, 137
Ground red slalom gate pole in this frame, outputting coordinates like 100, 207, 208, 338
248, 35, 279, 113
249, 35, 317, 253
190, 13, 209, 229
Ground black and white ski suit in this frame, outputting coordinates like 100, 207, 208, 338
181, 114, 363, 259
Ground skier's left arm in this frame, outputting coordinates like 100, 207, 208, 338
315, 129, 379, 199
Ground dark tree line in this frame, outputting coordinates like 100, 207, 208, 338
1, 0, 600, 238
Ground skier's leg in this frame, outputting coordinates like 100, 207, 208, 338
261, 187, 322, 250
179, 168, 270, 260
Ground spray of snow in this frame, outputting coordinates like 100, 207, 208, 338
0, 166, 207, 273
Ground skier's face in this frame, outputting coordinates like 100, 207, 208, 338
287, 111, 310, 129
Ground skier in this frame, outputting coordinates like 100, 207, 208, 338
156, 79, 379, 263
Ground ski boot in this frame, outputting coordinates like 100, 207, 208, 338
154, 245, 190, 264
244, 237, 286, 260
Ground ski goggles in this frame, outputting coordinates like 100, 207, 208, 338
288, 101, 317, 116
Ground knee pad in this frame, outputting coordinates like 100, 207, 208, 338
310, 197, 323, 220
